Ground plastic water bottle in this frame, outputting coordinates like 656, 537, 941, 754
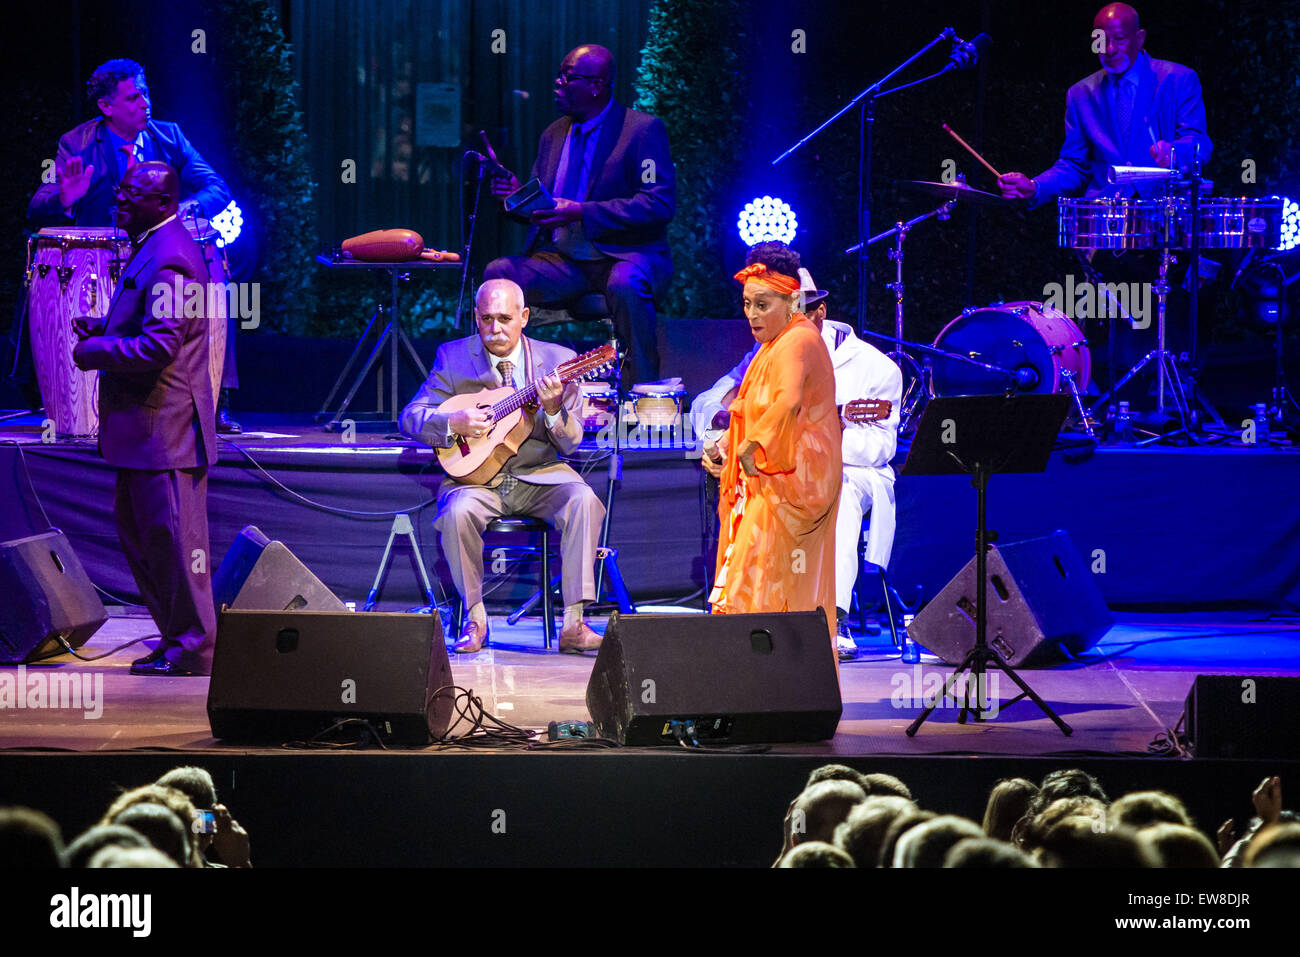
1253, 403, 1271, 445
1116, 400, 1134, 445
901, 614, 920, 663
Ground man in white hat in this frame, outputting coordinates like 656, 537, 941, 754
693, 264, 902, 660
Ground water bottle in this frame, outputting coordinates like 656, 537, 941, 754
901, 613, 920, 663
1253, 403, 1270, 445
1116, 400, 1134, 445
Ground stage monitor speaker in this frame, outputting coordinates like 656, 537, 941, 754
908, 530, 1112, 668
212, 525, 347, 612
207, 609, 451, 745
1184, 675, 1300, 759
0, 530, 107, 664
585, 610, 841, 746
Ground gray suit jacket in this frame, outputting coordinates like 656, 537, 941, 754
73, 217, 217, 471
400, 335, 587, 497
1031, 52, 1213, 208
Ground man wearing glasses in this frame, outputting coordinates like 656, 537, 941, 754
485, 44, 676, 385
72, 162, 218, 677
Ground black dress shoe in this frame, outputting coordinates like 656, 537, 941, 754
130, 657, 203, 677
216, 407, 242, 434
131, 645, 166, 668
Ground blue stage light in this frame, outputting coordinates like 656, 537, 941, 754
210, 199, 244, 248
737, 195, 798, 246
1276, 196, 1299, 252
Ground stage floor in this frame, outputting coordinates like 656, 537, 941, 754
5, 608, 1298, 757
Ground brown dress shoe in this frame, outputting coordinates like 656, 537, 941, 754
558, 620, 602, 654
453, 619, 490, 654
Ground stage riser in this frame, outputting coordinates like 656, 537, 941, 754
2, 443, 1298, 612
1, 752, 1295, 867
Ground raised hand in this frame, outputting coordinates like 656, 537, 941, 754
58, 157, 95, 208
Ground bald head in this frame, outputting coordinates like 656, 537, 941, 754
1094, 4, 1145, 74
114, 161, 179, 236
554, 44, 615, 120
131, 161, 179, 205
474, 278, 529, 357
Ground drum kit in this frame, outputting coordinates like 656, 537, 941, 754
22, 205, 230, 438
869, 166, 1285, 439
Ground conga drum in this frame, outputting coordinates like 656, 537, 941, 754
26, 228, 131, 436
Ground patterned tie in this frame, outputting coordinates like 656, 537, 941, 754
497, 360, 515, 389
119, 142, 138, 173
1115, 76, 1134, 143
558, 125, 590, 200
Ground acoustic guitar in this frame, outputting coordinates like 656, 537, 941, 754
435, 343, 615, 485
840, 398, 893, 424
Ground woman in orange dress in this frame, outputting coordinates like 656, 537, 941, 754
705, 242, 842, 652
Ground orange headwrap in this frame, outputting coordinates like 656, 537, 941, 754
733, 262, 801, 296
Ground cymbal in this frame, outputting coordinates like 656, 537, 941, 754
897, 179, 1015, 208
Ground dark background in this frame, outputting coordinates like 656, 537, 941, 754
4, 0, 1298, 394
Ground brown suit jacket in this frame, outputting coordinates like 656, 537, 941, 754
73, 217, 217, 470
399, 334, 586, 497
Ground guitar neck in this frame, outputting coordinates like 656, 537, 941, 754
487, 346, 614, 420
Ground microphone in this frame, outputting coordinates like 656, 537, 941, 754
942, 33, 991, 73
466, 149, 509, 178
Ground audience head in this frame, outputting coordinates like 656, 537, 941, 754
1038, 820, 1156, 868
791, 779, 867, 846
112, 804, 190, 868
89, 845, 179, 868
983, 777, 1039, 842
833, 795, 916, 868
101, 784, 201, 867
1136, 824, 1219, 868
63, 825, 152, 869
1016, 796, 1108, 852
1244, 823, 1300, 868
0, 807, 64, 868
945, 837, 1039, 868
1032, 769, 1109, 814
879, 810, 936, 868
777, 841, 855, 868
805, 764, 865, 790
861, 773, 913, 801
157, 766, 219, 852
1108, 790, 1193, 831
893, 815, 985, 868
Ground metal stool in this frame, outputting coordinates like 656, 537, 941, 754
455, 516, 559, 649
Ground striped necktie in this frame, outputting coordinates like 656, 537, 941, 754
497, 360, 515, 389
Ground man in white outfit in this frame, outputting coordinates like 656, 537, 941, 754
694, 269, 902, 659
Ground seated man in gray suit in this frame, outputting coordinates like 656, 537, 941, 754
997, 2, 1212, 204
72, 162, 218, 677
400, 279, 605, 654
485, 43, 675, 386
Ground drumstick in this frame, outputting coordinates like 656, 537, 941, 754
942, 123, 1003, 179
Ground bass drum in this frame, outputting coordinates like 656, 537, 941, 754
932, 301, 1091, 398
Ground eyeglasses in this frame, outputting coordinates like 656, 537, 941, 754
555, 70, 602, 86
114, 183, 162, 201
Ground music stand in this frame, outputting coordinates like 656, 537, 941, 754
901, 394, 1073, 737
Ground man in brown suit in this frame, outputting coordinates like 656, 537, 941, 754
400, 279, 604, 654
73, 161, 218, 676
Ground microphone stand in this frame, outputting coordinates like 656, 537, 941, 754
772, 28, 958, 336
456, 151, 490, 333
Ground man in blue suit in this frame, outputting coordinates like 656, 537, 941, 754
29, 59, 232, 228
27, 58, 242, 432
485, 44, 675, 386
998, 3, 1212, 206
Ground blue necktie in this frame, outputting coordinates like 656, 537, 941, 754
558, 125, 591, 200
1115, 76, 1134, 143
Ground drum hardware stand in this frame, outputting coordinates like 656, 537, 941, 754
845, 198, 956, 432
1058, 368, 1096, 439
773, 27, 965, 338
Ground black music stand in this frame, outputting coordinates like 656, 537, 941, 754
902, 394, 1073, 737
